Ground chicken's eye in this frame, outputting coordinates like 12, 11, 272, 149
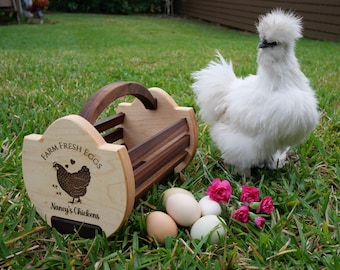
258, 40, 278, 49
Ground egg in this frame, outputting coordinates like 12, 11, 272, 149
165, 193, 201, 227
162, 187, 195, 206
190, 215, 226, 244
199, 196, 222, 216
146, 211, 178, 244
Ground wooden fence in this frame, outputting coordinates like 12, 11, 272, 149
175, 0, 340, 41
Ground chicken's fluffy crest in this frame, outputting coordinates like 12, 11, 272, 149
256, 9, 303, 44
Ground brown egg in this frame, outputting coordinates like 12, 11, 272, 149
146, 211, 178, 244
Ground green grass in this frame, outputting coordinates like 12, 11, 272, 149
1, 13, 339, 269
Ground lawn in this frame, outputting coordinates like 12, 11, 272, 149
0, 13, 339, 269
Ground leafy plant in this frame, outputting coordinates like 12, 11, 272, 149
48, 0, 163, 14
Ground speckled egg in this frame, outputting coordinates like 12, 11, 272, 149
146, 211, 178, 244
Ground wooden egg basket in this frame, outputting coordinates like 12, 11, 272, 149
22, 82, 198, 238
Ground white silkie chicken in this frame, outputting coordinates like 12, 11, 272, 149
192, 9, 319, 176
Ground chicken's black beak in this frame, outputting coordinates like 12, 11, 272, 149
258, 40, 278, 49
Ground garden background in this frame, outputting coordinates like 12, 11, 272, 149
0, 6, 339, 270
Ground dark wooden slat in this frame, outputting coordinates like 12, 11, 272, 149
303, 29, 339, 42
135, 151, 187, 201
134, 135, 190, 186
302, 13, 340, 26
128, 118, 188, 168
102, 128, 124, 143
134, 135, 190, 199
94, 112, 125, 133
194, 0, 340, 16
304, 21, 340, 36
186, 8, 257, 32
177, 0, 340, 41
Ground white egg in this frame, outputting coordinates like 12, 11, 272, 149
190, 215, 226, 244
165, 193, 201, 227
162, 187, 195, 206
199, 196, 222, 216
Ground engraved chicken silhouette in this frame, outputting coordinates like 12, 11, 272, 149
53, 162, 91, 203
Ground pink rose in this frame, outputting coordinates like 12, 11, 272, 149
254, 216, 266, 228
240, 185, 260, 203
256, 196, 274, 214
232, 205, 249, 223
206, 178, 232, 203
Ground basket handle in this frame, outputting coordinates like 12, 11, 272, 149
79, 82, 157, 124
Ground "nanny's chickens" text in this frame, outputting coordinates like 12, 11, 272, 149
51, 202, 100, 220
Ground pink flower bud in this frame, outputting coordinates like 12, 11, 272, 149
206, 178, 232, 203
254, 216, 266, 228
256, 196, 274, 214
232, 205, 249, 223
240, 185, 260, 203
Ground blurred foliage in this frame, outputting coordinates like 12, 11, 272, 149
48, 0, 163, 14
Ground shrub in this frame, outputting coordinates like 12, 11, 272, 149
48, 0, 163, 14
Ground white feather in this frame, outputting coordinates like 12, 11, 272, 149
192, 9, 319, 176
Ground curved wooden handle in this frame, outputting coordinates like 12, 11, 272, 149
79, 82, 157, 124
